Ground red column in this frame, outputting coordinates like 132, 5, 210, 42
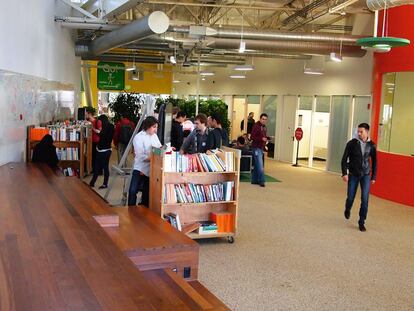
371, 5, 414, 206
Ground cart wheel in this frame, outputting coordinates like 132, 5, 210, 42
227, 236, 235, 244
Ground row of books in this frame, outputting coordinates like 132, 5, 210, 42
61, 167, 79, 177
164, 151, 234, 173
163, 182, 234, 204
56, 148, 79, 161
48, 127, 81, 142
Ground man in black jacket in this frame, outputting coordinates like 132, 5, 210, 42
341, 123, 377, 232
171, 111, 186, 150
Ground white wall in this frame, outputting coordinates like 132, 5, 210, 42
0, 0, 80, 87
173, 54, 373, 96
0, 0, 81, 165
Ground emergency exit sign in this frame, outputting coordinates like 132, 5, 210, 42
97, 62, 125, 90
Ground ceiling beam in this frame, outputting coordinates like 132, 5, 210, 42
60, 0, 98, 19
141, 1, 297, 11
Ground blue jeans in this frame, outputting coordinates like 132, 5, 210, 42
128, 170, 149, 207
251, 148, 265, 185
345, 174, 371, 225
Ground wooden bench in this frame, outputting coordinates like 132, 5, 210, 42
0, 163, 228, 310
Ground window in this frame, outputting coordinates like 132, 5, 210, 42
378, 72, 414, 156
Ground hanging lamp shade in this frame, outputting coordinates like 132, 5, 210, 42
356, 37, 410, 49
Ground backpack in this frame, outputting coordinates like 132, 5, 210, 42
119, 123, 133, 145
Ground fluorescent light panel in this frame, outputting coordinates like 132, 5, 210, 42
239, 41, 246, 53
169, 55, 177, 64
234, 64, 255, 71
126, 65, 136, 71
200, 71, 215, 76
330, 52, 342, 62
230, 74, 246, 79
304, 68, 324, 75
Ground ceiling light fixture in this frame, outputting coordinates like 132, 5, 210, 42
234, 64, 254, 71
304, 68, 324, 75
230, 74, 246, 79
169, 55, 177, 64
330, 52, 342, 62
200, 71, 215, 76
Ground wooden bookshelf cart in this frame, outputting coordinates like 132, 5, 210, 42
27, 125, 91, 178
149, 147, 241, 243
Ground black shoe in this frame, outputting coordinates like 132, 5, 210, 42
251, 182, 259, 185
359, 224, 366, 232
260, 183, 265, 187
98, 185, 108, 189
344, 209, 350, 219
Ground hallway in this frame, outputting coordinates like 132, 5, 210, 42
198, 161, 414, 311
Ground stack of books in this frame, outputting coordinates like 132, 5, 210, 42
198, 221, 218, 234
164, 213, 182, 231
163, 151, 235, 172
61, 167, 78, 177
49, 127, 81, 141
163, 181, 235, 204
56, 148, 79, 161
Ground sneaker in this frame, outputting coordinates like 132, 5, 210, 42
359, 224, 366, 232
344, 209, 350, 219
260, 183, 265, 187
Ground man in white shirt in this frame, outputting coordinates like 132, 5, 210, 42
128, 116, 162, 206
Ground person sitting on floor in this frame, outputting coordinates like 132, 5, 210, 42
32, 134, 59, 168
235, 136, 251, 156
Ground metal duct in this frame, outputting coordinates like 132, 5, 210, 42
77, 11, 169, 56
170, 26, 362, 44
209, 50, 313, 60
83, 55, 166, 63
206, 38, 366, 57
366, 0, 414, 10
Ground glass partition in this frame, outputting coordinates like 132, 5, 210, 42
263, 95, 277, 158
327, 96, 351, 173
352, 96, 371, 139
298, 96, 313, 166
378, 72, 414, 156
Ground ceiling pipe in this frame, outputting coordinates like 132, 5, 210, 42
76, 11, 169, 56
367, 0, 414, 10
169, 26, 362, 44
208, 50, 313, 60
206, 38, 366, 57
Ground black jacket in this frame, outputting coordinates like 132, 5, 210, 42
171, 119, 183, 150
97, 124, 115, 151
341, 138, 377, 180
207, 128, 229, 149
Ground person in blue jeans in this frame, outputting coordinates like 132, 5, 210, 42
341, 123, 377, 232
250, 113, 269, 187
128, 116, 162, 207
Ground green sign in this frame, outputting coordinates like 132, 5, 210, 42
97, 62, 125, 90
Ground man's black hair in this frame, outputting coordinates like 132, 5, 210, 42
358, 123, 370, 131
176, 111, 186, 119
237, 136, 245, 145
210, 113, 222, 124
142, 116, 159, 131
260, 113, 268, 119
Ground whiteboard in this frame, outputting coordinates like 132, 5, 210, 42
0, 69, 75, 166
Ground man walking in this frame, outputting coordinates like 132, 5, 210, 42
341, 123, 377, 232
250, 113, 268, 187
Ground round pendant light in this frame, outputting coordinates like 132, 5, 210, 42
356, 37, 410, 49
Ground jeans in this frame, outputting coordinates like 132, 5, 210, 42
89, 150, 111, 187
128, 170, 149, 207
251, 148, 265, 185
345, 174, 371, 225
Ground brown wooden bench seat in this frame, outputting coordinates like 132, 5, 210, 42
0, 163, 229, 310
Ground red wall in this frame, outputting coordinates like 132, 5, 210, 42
370, 5, 414, 207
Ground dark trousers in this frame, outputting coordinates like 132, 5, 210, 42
128, 170, 149, 207
345, 174, 371, 225
92, 142, 98, 171
89, 150, 111, 187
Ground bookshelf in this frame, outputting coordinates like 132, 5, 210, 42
27, 125, 92, 178
149, 147, 241, 243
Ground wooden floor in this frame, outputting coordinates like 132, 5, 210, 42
0, 163, 229, 310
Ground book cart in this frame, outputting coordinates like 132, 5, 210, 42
149, 147, 241, 243
27, 125, 92, 178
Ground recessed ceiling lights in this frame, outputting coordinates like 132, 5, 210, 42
234, 64, 255, 71
304, 68, 324, 75
200, 71, 215, 76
